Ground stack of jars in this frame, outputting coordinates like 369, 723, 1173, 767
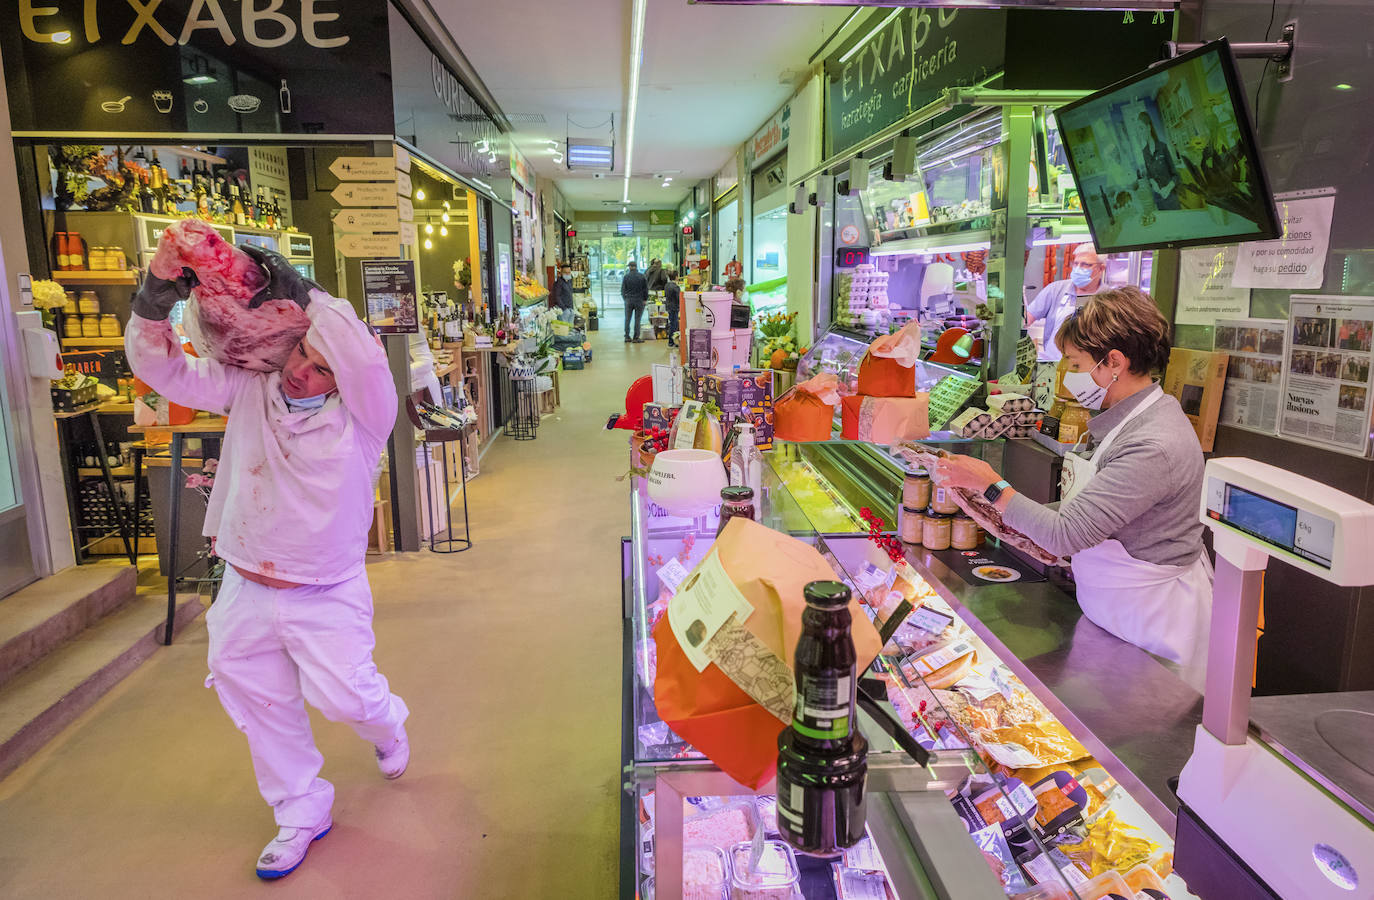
898, 469, 983, 551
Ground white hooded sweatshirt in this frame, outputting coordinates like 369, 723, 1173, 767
126, 291, 397, 585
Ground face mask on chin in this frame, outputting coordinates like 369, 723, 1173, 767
1063, 359, 1112, 410
282, 387, 330, 412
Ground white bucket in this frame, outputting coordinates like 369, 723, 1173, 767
710, 333, 735, 373
691, 291, 735, 335
732, 328, 753, 371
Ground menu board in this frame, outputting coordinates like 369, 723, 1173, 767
1279, 295, 1374, 456
1213, 318, 1286, 435
361, 258, 418, 334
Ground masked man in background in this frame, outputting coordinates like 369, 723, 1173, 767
1025, 244, 1106, 408
125, 247, 409, 881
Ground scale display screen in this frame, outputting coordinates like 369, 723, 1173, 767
1209, 480, 1336, 568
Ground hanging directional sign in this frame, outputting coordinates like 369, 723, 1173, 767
395, 146, 412, 174
329, 156, 397, 181
337, 233, 401, 257
397, 196, 415, 222
396, 170, 413, 197
332, 208, 400, 233
400, 221, 418, 245
331, 181, 397, 207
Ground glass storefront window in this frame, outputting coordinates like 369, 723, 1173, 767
716, 198, 738, 281
750, 204, 788, 315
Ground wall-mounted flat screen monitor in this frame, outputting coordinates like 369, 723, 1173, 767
1056, 38, 1280, 253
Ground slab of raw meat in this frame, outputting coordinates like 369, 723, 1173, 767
150, 220, 309, 372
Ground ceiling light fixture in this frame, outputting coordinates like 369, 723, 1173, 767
415, 188, 425, 200
424, 238, 433, 250
51, 30, 72, 44
440, 226, 449, 236
838, 8, 901, 64
441, 212, 450, 223
566, 140, 613, 170
424, 223, 434, 234
622, 0, 648, 204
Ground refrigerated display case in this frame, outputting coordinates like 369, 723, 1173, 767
823, 108, 1155, 379
621, 453, 1198, 899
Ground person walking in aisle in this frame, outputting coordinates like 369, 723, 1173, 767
665, 268, 681, 348
125, 246, 410, 881
552, 261, 575, 322
622, 259, 648, 343
645, 258, 667, 293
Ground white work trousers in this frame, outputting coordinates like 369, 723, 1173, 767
206, 567, 409, 828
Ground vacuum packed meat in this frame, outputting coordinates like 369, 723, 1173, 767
150, 220, 309, 372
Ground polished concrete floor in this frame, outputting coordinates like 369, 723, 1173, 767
0, 319, 667, 898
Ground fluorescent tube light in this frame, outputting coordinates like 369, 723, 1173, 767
622, 0, 648, 203
838, 9, 900, 65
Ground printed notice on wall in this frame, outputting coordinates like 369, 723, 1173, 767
1232, 189, 1336, 290
1176, 245, 1251, 325
1279, 295, 1374, 456
360, 258, 418, 334
1213, 319, 1287, 434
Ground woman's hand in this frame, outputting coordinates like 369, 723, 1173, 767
932, 454, 1001, 495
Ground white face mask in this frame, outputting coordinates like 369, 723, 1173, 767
1063, 358, 1111, 410
283, 388, 330, 412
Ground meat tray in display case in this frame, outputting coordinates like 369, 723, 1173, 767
619, 452, 1197, 899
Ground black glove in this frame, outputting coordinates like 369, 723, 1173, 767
241, 244, 321, 311
132, 267, 197, 320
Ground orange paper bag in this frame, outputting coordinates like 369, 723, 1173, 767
841, 394, 931, 443
774, 373, 842, 442
857, 321, 922, 397
652, 517, 883, 789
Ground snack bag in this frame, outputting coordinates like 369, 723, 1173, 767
857, 321, 922, 397
774, 372, 841, 442
653, 517, 883, 788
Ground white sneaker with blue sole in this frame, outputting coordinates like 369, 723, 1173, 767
255, 818, 332, 880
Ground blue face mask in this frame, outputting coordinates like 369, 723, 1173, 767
1069, 267, 1095, 288
283, 389, 330, 412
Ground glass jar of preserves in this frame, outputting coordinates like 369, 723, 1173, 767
951, 513, 982, 550
922, 511, 953, 550
931, 484, 960, 515
717, 485, 756, 536
98, 314, 122, 337
62, 291, 78, 315
78, 291, 101, 315
902, 469, 932, 510
898, 505, 924, 545
80, 315, 102, 337
1059, 401, 1091, 446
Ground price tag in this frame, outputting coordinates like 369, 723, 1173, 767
908, 606, 954, 635
657, 557, 689, 595
990, 664, 1018, 700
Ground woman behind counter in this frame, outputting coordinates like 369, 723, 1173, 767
934, 286, 1213, 672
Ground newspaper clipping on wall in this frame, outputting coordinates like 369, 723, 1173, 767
1280, 295, 1374, 456
1213, 318, 1287, 434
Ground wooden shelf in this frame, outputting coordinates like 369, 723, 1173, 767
78, 466, 134, 478
53, 271, 139, 286
61, 337, 124, 348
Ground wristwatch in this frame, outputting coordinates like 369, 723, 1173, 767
984, 479, 1011, 504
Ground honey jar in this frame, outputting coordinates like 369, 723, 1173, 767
903, 469, 932, 510
951, 513, 982, 550
899, 505, 924, 545
931, 484, 960, 515
922, 511, 953, 550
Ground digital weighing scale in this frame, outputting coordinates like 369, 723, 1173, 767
1176, 458, 1374, 898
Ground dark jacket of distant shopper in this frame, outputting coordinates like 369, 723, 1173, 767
621, 269, 648, 307
552, 277, 574, 310
645, 262, 667, 292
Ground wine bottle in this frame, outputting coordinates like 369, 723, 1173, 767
179, 158, 191, 183
230, 183, 246, 227
279, 79, 292, 114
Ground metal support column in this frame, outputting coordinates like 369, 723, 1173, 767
996, 106, 1035, 379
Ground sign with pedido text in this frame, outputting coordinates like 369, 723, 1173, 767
2, 0, 393, 135
1232, 189, 1336, 290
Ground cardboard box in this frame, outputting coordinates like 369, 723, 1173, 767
1164, 348, 1229, 451
685, 369, 774, 449
641, 402, 679, 434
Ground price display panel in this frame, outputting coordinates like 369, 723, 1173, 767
834, 247, 871, 268
1207, 480, 1336, 568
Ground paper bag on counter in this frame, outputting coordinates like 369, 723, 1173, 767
841, 394, 931, 443
857, 322, 922, 397
653, 517, 883, 789
774, 372, 841, 442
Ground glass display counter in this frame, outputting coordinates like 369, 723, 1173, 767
621, 451, 1199, 899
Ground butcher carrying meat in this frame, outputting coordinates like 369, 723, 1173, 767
126, 220, 410, 880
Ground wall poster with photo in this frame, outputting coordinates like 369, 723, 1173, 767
1213, 318, 1286, 434
1279, 295, 1374, 456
